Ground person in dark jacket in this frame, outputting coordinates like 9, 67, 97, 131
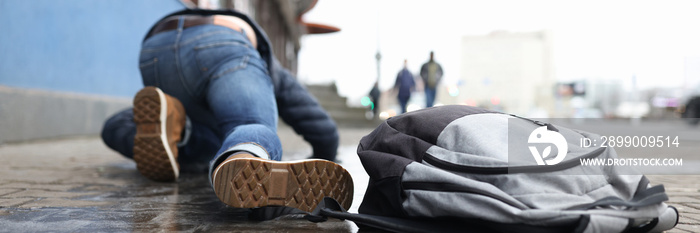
394, 59, 415, 114
419, 51, 443, 108
369, 81, 380, 117
100, 8, 353, 213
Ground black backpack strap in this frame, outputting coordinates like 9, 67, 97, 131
304, 197, 347, 223
248, 206, 308, 221
305, 197, 589, 233
625, 206, 679, 233
305, 197, 468, 233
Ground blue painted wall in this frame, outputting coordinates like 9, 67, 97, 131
0, 0, 185, 97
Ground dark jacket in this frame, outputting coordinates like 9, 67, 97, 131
394, 68, 415, 100
149, 9, 339, 160
419, 60, 443, 89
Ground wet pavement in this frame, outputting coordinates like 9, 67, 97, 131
0, 123, 699, 232
0, 127, 372, 232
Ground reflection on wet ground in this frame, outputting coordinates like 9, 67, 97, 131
2, 120, 697, 232
0, 128, 373, 232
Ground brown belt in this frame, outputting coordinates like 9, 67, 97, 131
145, 15, 257, 48
146, 15, 214, 39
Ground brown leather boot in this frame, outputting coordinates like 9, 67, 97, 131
132, 86, 185, 182
211, 152, 354, 212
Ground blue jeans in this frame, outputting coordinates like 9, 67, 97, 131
425, 87, 437, 108
398, 96, 409, 114
102, 17, 282, 179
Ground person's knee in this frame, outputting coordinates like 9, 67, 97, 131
223, 123, 271, 136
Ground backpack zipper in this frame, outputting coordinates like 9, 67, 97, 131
509, 114, 559, 132
423, 147, 605, 174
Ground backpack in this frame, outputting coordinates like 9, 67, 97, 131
425, 62, 440, 88
306, 105, 678, 233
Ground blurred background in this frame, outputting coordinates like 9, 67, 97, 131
299, 0, 700, 121
2, 0, 700, 144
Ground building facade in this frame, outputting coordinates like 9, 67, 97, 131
440, 31, 555, 116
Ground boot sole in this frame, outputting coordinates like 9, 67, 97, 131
212, 158, 353, 212
133, 87, 179, 181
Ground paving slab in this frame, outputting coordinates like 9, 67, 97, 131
0, 128, 372, 232
0, 127, 697, 232
0, 198, 36, 208
0, 189, 22, 197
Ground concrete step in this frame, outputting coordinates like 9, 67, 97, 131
305, 84, 380, 128
305, 84, 339, 95
307, 85, 348, 100
329, 113, 383, 128
320, 102, 366, 113
325, 107, 369, 117
315, 98, 351, 111
311, 92, 348, 104
326, 107, 380, 128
